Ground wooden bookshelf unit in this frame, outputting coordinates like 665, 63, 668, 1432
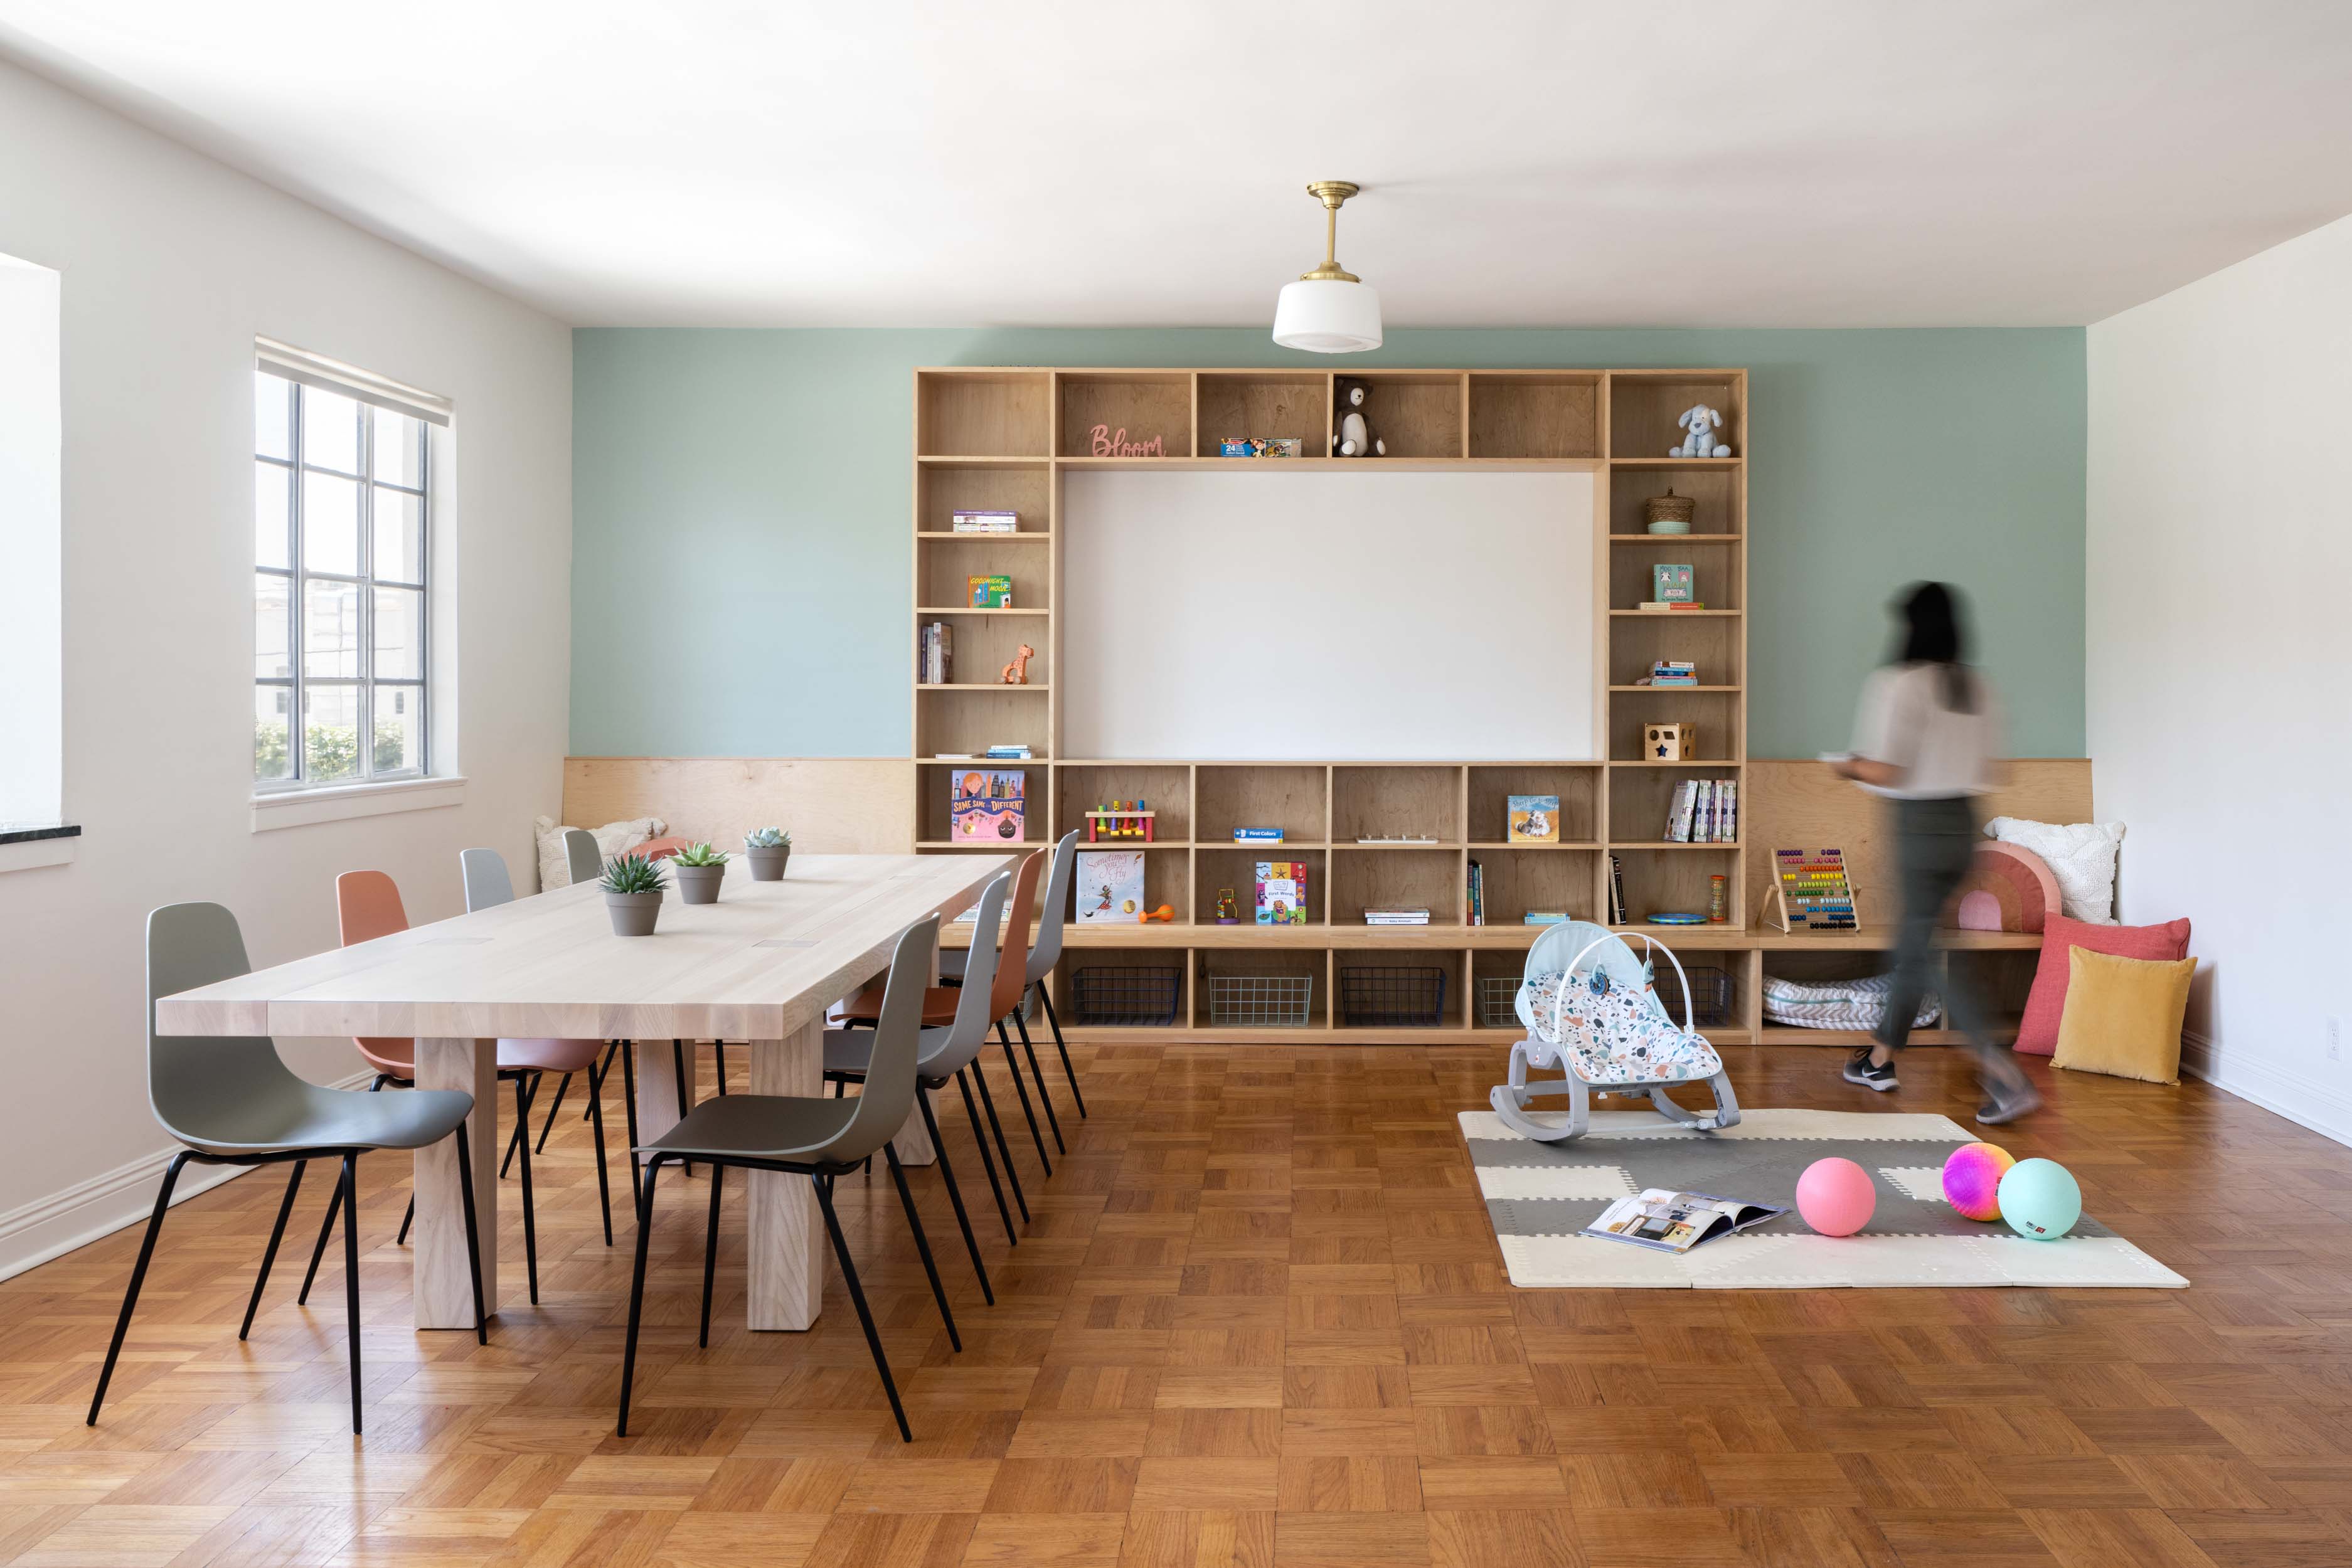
908, 366, 2038, 1045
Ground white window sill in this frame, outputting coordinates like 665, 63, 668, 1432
251, 775, 468, 832
0, 835, 77, 874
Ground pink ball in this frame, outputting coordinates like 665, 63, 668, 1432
1940, 1142, 2016, 1222
1796, 1157, 1876, 1237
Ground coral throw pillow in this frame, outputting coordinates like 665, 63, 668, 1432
2016, 913, 2191, 1056
2053, 948, 2196, 1084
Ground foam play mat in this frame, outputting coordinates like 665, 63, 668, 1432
1460, 1108, 2187, 1290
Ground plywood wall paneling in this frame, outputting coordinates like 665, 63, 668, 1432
562, 758, 917, 855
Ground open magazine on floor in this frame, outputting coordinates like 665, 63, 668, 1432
1583, 1188, 1788, 1253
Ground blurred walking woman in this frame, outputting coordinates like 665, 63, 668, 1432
1830, 583, 2040, 1125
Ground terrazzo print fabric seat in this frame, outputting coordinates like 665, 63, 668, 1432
1522, 967, 1724, 1084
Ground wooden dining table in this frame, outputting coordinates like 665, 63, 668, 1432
153, 852, 1011, 1332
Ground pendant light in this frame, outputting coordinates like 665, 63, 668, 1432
1272, 181, 1382, 354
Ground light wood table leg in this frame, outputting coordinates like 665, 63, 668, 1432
632, 1037, 698, 1143
413, 1037, 497, 1328
747, 1022, 827, 1330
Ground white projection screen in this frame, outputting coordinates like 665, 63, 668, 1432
1062, 469, 1594, 760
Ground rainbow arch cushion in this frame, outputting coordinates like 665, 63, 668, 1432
1950, 841, 2060, 934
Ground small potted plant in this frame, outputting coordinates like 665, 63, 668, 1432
745, 825, 791, 881
672, 840, 728, 904
599, 852, 667, 936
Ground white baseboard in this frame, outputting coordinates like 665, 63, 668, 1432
0, 1069, 378, 1285
2179, 1029, 2352, 1150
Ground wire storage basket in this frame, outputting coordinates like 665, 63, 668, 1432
1652, 962, 1733, 1027
1208, 973, 1315, 1027
1070, 965, 1182, 1027
1475, 976, 1521, 1030
1338, 965, 1448, 1027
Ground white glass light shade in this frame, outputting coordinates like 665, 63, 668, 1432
1271, 278, 1383, 354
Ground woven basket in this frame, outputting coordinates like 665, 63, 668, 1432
1644, 488, 1695, 534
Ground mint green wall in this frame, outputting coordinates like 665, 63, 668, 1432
572, 328, 2085, 758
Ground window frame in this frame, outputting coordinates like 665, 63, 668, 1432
253, 372, 432, 792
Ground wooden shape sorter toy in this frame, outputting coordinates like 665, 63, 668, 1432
1769, 847, 1860, 931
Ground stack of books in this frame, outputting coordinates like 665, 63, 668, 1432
918, 621, 953, 684
1637, 600, 1708, 612
1664, 778, 1738, 842
1233, 827, 1284, 843
1647, 660, 1698, 687
1466, 860, 1486, 926
1607, 854, 1628, 924
950, 510, 1018, 534
986, 743, 1032, 761
1364, 908, 1431, 926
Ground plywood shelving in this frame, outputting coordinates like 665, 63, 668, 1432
903, 364, 2019, 1045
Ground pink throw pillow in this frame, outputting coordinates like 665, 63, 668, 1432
2015, 913, 2192, 1056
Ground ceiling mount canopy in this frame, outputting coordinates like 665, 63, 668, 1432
1272, 180, 1382, 354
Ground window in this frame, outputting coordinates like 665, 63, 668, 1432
253, 349, 443, 789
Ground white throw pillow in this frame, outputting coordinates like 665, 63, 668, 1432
533, 814, 666, 891
1983, 816, 2124, 924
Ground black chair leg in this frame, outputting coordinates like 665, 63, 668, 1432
622, 1042, 642, 1209
1013, 1009, 1065, 1155
514, 1074, 541, 1305
918, 1083, 992, 1303
88, 1150, 192, 1426
965, 1059, 1029, 1226
1038, 986, 1086, 1118
454, 1125, 487, 1345
339, 1152, 363, 1435
616, 1155, 667, 1436
240, 1159, 307, 1340
396, 1197, 413, 1247
500, 1084, 529, 1179
674, 1040, 694, 1177
588, 1057, 614, 1248
297, 1165, 346, 1305
533, 1071, 572, 1155
813, 1173, 910, 1443
713, 1041, 728, 1096
587, 1042, 617, 1121
698, 1165, 723, 1348
884, 1144, 960, 1352
995, 1022, 1053, 1176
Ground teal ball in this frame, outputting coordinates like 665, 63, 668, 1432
1996, 1158, 2081, 1241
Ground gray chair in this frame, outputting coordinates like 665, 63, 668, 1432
92, 903, 486, 1436
561, 827, 602, 885
940, 830, 1086, 1133
825, 871, 1018, 1296
618, 917, 957, 1443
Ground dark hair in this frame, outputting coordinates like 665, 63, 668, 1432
1894, 581, 1977, 712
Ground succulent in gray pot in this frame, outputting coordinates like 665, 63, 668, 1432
745, 825, 791, 881
672, 840, 728, 904
599, 852, 667, 936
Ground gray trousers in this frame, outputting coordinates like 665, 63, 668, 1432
1875, 795, 1989, 1052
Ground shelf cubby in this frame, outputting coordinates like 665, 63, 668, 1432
1610, 539, 1742, 612
1331, 848, 1461, 928
1197, 846, 1326, 928
915, 460, 1051, 534
1333, 764, 1460, 844
1606, 463, 1742, 537
1196, 764, 1326, 844
1195, 373, 1329, 458
1471, 949, 1529, 1031
1056, 946, 1191, 1029
1609, 691, 1742, 764
915, 760, 1048, 847
1070, 843, 1191, 924
913, 610, 1053, 691
1609, 845, 1741, 926
1347, 372, 1465, 459
1473, 847, 1600, 926
917, 371, 1051, 458
1056, 764, 1191, 842
919, 536, 1051, 612
1467, 372, 1601, 460
1057, 371, 1191, 458
1465, 764, 1600, 846
1609, 763, 1743, 846
1334, 948, 1462, 1029
1608, 371, 1745, 461
1196, 948, 1329, 1030
1608, 612, 1743, 689
913, 689, 1050, 761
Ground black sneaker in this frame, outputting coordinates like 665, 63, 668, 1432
1843, 1048, 1897, 1092
1976, 1078, 2043, 1125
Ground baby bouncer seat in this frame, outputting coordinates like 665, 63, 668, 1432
1489, 920, 1741, 1142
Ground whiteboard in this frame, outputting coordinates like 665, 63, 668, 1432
1062, 469, 1594, 760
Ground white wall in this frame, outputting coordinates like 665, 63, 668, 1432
2087, 211, 2352, 1146
0, 58, 572, 1274
0, 254, 61, 824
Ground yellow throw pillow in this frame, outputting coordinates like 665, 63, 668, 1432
2052, 946, 2195, 1084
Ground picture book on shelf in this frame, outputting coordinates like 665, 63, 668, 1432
950, 510, 1018, 533
1651, 563, 1695, 603
1583, 1189, 1786, 1254
966, 575, 1013, 608
949, 768, 1024, 843
1255, 861, 1307, 925
918, 620, 953, 684
1076, 849, 1146, 924
1506, 794, 1560, 844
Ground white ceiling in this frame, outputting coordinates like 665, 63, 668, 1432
5, 1, 2351, 329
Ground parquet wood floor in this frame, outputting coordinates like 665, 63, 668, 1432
6, 1041, 2351, 1567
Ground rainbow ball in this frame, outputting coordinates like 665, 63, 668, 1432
1998, 1158, 2082, 1241
1940, 1142, 2016, 1221
1796, 1157, 1877, 1237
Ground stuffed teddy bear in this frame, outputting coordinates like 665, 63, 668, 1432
1334, 378, 1384, 458
1671, 404, 1731, 458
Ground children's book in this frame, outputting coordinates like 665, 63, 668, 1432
949, 768, 1024, 843
1583, 1189, 1787, 1254
1506, 794, 1560, 844
1076, 849, 1146, 924
1652, 563, 1695, 603
967, 575, 1013, 608
1255, 861, 1307, 925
